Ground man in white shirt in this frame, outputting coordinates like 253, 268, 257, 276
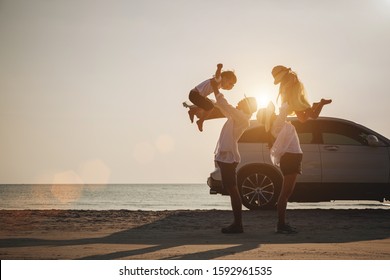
212, 83, 257, 234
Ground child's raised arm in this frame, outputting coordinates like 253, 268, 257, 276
215, 63, 223, 81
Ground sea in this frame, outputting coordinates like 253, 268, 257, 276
0, 184, 389, 211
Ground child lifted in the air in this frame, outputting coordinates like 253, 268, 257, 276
183, 63, 237, 131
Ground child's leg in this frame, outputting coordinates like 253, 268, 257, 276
196, 119, 204, 132
309, 98, 332, 119
203, 107, 224, 120
188, 107, 203, 123
196, 107, 225, 132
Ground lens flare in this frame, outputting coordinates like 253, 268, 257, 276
51, 170, 84, 204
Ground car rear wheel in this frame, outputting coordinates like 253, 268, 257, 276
238, 166, 282, 210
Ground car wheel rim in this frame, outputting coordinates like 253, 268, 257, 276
241, 173, 275, 207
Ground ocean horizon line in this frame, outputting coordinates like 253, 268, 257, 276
0, 183, 207, 187
1, 184, 389, 211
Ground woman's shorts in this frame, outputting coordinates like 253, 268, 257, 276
189, 90, 214, 111
280, 153, 303, 176
216, 161, 238, 190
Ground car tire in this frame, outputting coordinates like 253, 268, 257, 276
238, 165, 283, 210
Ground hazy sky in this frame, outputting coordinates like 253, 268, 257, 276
1, 0, 389, 184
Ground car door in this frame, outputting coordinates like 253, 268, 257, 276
318, 120, 389, 183
293, 120, 321, 182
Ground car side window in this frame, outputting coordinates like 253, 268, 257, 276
322, 133, 362, 145
239, 126, 269, 143
293, 119, 318, 144
320, 121, 368, 146
297, 132, 313, 144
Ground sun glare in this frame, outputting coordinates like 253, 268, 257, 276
246, 85, 277, 110
255, 91, 274, 109
256, 95, 269, 108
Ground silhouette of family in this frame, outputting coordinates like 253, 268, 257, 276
184, 64, 332, 234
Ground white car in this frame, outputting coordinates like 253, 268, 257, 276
207, 117, 390, 210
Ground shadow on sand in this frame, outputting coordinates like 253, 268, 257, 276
0, 209, 389, 259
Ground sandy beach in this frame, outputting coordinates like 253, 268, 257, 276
0, 209, 389, 260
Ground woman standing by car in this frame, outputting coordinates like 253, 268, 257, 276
268, 101, 302, 234
270, 65, 332, 234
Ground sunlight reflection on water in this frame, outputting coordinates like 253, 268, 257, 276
0, 184, 389, 211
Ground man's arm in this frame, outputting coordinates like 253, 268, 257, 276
211, 79, 248, 122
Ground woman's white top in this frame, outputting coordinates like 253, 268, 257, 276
270, 102, 302, 166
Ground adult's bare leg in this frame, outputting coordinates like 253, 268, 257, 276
277, 173, 298, 227
220, 184, 243, 233
228, 184, 243, 227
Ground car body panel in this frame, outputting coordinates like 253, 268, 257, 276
320, 145, 389, 183
298, 144, 322, 182
207, 117, 390, 208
